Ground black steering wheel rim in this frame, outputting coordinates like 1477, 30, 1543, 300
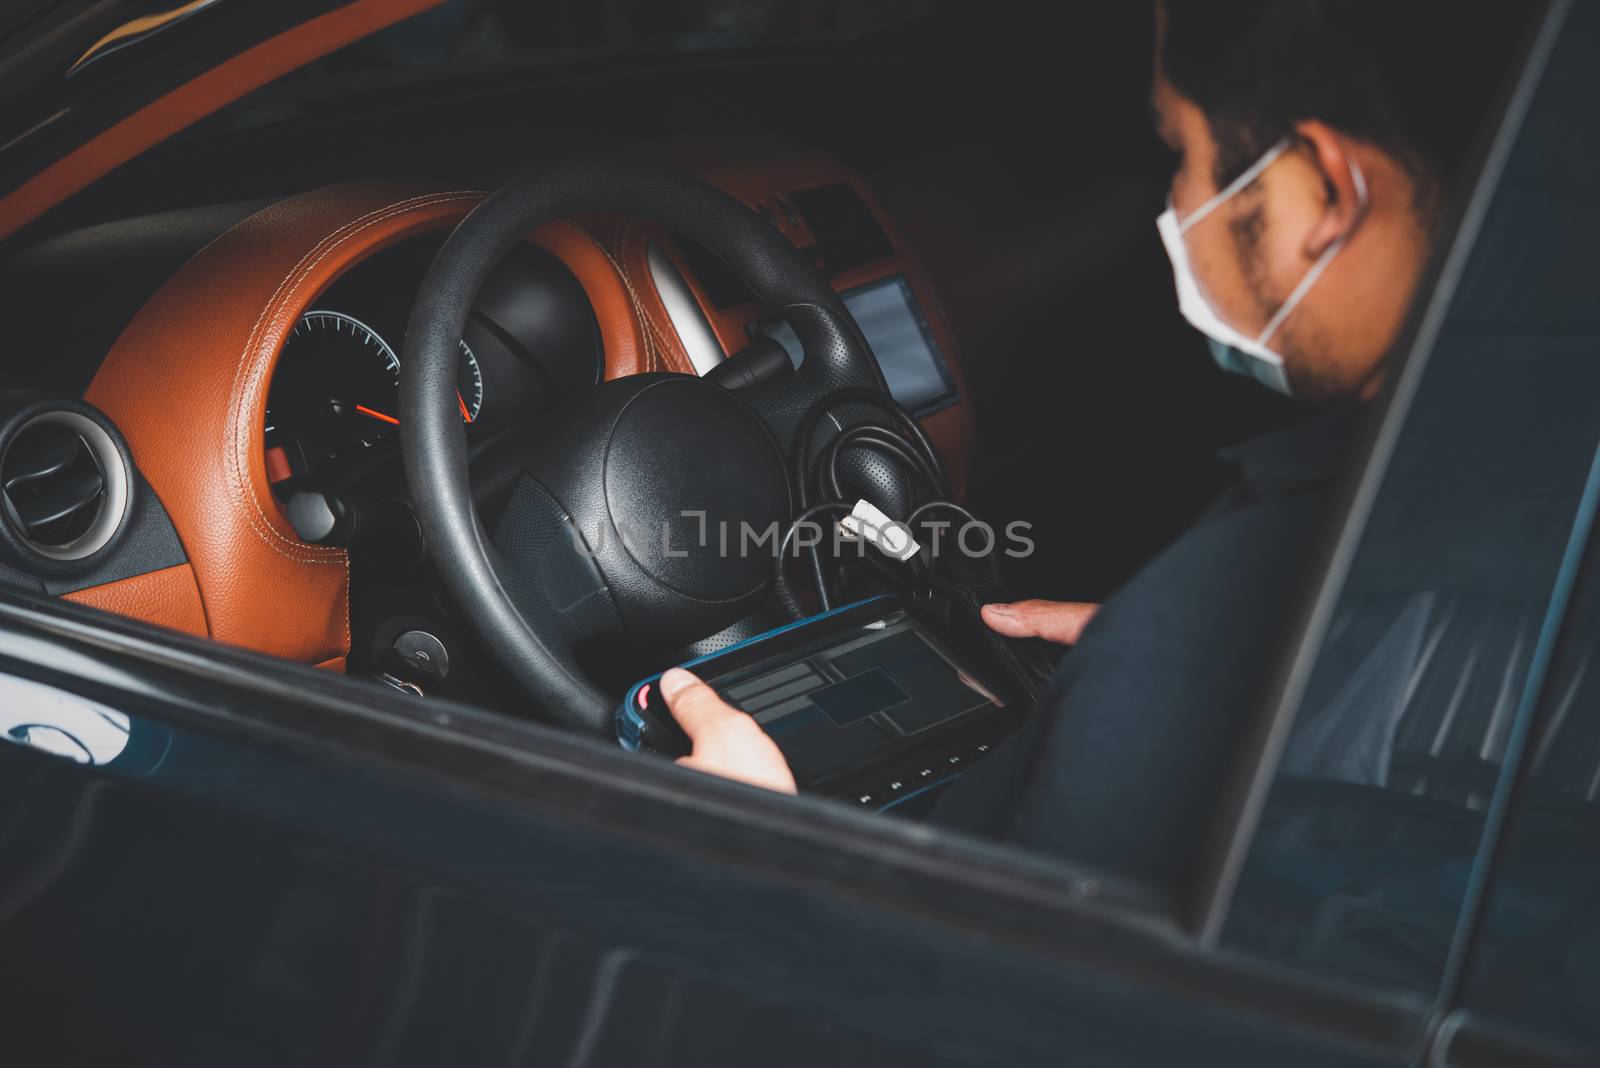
400, 163, 888, 733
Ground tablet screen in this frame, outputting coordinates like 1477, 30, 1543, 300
707, 611, 999, 779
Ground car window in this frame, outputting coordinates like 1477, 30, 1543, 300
1218, 1, 1598, 1006
1461, 501, 1600, 1052
1452, 3, 1600, 1052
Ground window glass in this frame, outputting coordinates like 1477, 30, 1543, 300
212, 0, 937, 128
1462, 502, 1600, 1051
1222, 5, 1600, 1002
1459, 4, 1600, 1052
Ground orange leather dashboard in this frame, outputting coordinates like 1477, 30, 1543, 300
79, 184, 640, 665
69, 164, 974, 663
63, 563, 208, 639
572, 216, 697, 376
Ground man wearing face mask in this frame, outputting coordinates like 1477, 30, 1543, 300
653, 0, 1532, 892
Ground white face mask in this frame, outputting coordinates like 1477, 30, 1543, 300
1156, 139, 1368, 396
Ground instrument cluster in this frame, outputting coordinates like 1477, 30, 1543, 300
263, 234, 604, 498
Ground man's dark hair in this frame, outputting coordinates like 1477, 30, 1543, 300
1160, 0, 1542, 221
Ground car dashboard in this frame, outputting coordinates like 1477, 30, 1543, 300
0, 155, 979, 713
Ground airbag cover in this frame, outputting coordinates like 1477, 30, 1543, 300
603, 377, 788, 603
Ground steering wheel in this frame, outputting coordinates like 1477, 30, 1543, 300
400, 163, 896, 734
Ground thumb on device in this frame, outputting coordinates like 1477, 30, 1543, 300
658, 668, 736, 739
659, 668, 797, 794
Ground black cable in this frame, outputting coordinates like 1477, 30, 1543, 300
822, 427, 942, 503
773, 502, 853, 619
775, 388, 955, 617
856, 546, 924, 591
908, 500, 984, 528
791, 387, 950, 508
844, 428, 942, 497
908, 500, 1004, 582
808, 539, 833, 613
914, 566, 1055, 698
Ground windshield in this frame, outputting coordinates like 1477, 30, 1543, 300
224, 0, 938, 117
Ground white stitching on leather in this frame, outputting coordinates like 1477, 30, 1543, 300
566, 218, 679, 374
224, 191, 484, 565
229, 192, 484, 562
229, 192, 483, 561
622, 217, 695, 373
565, 219, 656, 369
617, 219, 659, 372
341, 549, 351, 652
546, 220, 644, 372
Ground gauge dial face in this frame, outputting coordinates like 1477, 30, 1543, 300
456, 341, 483, 423
265, 310, 401, 457
264, 310, 484, 486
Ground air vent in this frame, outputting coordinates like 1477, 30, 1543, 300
0, 411, 129, 561
788, 184, 894, 274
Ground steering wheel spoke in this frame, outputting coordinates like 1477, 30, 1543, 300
482, 473, 623, 658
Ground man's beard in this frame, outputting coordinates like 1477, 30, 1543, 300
1229, 200, 1356, 404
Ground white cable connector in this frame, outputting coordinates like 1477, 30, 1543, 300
837, 499, 921, 562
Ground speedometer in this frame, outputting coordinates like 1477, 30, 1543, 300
266, 310, 402, 453
456, 341, 483, 423
264, 310, 485, 488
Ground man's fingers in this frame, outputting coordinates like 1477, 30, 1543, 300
661, 668, 798, 795
658, 668, 740, 740
981, 600, 1099, 645
980, 602, 1035, 637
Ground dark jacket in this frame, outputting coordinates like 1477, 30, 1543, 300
932, 404, 1366, 895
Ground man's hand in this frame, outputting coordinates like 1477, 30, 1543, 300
659, 668, 797, 794
981, 599, 1100, 646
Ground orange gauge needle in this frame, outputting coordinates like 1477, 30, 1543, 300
354, 404, 400, 426
353, 399, 470, 425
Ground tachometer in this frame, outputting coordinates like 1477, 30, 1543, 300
457, 341, 483, 423
264, 310, 485, 488
265, 310, 401, 453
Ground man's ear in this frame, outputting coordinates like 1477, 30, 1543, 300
1294, 119, 1367, 257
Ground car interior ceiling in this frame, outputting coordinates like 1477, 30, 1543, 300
0, 0, 1303, 719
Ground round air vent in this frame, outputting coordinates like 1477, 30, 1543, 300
0, 408, 131, 563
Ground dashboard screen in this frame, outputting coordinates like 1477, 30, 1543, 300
754, 276, 956, 414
